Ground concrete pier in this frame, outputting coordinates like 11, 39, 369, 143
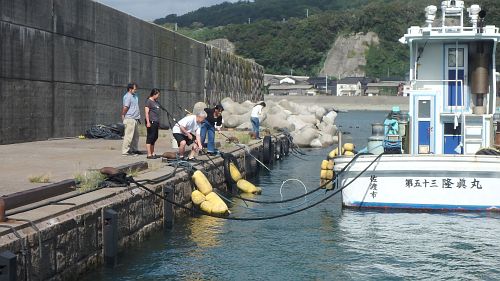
0, 133, 284, 280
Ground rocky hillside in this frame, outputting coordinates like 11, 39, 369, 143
320, 32, 379, 78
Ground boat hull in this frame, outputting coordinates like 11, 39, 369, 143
333, 154, 500, 211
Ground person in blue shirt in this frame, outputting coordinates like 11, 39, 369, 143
121, 83, 141, 156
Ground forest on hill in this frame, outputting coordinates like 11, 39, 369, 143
156, 0, 500, 77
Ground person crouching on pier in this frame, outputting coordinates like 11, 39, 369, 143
145, 89, 161, 159
200, 104, 224, 156
172, 111, 207, 160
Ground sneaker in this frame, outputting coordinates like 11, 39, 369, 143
146, 155, 158, 159
206, 151, 218, 156
123, 151, 139, 156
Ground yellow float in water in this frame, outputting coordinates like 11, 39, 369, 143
236, 179, 262, 194
192, 170, 213, 195
201, 192, 229, 215
229, 162, 242, 182
191, 190, 206, 205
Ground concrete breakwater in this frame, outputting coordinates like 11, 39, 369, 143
0, 0, 264, 145
0, 137, 286, 280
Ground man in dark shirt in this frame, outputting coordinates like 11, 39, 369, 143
200, 104, 224, 155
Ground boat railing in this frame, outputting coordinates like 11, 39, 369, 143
409, 79, 466, 113
406, 26, 500, 35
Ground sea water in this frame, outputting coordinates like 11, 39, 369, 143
83, 111, 500, 280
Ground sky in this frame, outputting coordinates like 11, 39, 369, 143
95, 0, 238, 22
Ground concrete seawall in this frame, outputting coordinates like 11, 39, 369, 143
0, 136, 287, 280
0, 0, 264, 144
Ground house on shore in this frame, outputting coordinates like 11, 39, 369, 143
336, 77, 375, 96
264, 74, 314, 96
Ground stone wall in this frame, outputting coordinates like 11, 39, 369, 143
0, 141, 269, 280
0, 0, 264, 144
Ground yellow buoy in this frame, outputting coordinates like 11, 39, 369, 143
327, 160, 334, 170
343, 143, 355, 152
344, 151, 355, 156
192, 170, 213, 195
202, 192, 229, 215
191, 190, 206, 205
229, 162, 242, 182
236, 179, 262, 194
325, 170, 334, 180
321, 160, 329, 170
328, 147, 345, 158
200, 200, 214, 213
320, 179, 333, 190
320, 169, 327, 179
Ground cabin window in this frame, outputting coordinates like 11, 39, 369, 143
418, 100, 431, 118
448, 48, 464, 67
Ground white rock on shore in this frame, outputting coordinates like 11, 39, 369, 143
214, 98, 340, 148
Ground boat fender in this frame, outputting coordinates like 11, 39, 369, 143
328, 147, 344, 159
475, 148, 500, 156
320, 170, 334, 180
262, 136, 273, 164
236, 179, 262, 194
344, 151, 355, 156
191, 190, 206, 205
222, 153, 240, 188
192, 170, 213, 195
204, 192, 229, 215
320, 160, 334, 170
343, 143, 355, 152
229, 162, 243, 182
320, 179, 334, 190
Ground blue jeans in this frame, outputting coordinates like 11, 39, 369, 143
200, 120, 216, 152
251, 117, 260, 138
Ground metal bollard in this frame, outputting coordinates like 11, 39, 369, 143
162, 185, 174, 228
0, 250, 16, 281
102, 209, 118, 268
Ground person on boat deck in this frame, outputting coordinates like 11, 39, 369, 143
200, 104, 224, 156
251, 102, 266, 139
172, 111, 207, 160
384, 110, 399, 136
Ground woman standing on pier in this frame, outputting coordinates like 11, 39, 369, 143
145, 89, 161, 159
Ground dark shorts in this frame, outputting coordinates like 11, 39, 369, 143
173, 133, 196, 146
146, 121, 159, 145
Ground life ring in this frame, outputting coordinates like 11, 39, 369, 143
262, 136, 273, 164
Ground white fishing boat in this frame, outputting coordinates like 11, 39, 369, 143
333, 0, 500, 211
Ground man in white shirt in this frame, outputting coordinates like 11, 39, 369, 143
172, 111, 207, 160
250, 102, 266, 139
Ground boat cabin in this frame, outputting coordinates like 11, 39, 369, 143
399, 0, 500, 155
